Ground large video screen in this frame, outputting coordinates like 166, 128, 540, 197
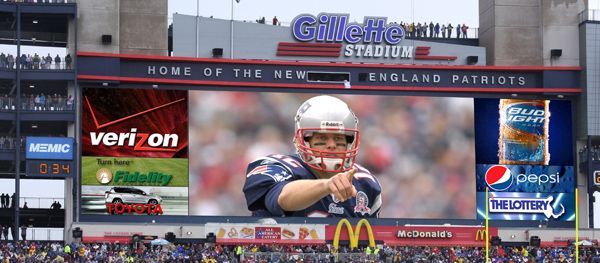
80, 87, 479, 218
474, 99, 575, 221
188, 91, 475, 219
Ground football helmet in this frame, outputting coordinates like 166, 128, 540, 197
293, 95, 359, 173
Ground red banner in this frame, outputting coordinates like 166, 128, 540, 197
326, 225, 498, 246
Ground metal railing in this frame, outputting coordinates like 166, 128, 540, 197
579, 9, 600, 23
242, 252, 379, 262
19, 197, 64, 209
1, 227, 63, 241
0, 95, 75, 112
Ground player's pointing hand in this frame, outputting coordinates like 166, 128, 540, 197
327, 168, 357, 202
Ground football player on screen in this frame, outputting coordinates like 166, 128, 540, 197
243, 95, 382, 217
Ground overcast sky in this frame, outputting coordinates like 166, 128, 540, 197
169, 0, 480, 28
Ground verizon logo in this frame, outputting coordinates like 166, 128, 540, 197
90, 128, 178, 152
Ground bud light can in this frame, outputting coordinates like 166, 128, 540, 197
498, 99, 550, 165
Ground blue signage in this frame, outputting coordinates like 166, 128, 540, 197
292, 13, 405, 44
476, 192, 575, 221
26, 137, 74, 160
475, 164, 574, 193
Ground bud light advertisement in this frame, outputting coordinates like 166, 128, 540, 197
474, 98, 573, 166
474, 98, 574, 221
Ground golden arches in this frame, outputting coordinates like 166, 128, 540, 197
332, 218, 376, 250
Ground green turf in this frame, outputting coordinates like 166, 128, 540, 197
82, 156, 188, 187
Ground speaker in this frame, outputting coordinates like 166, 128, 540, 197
101, 34, 112, 44
358, 73, 368, 82
206, 232, 216, 243
530, 236, 541, 247
165, 232, 176, 243
550, 49, 562, 57
491, 236, 501, 246
212, 48, 223, 58
466, 56, 478, 65
72, 227, 82, 239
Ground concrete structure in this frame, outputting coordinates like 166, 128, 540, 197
479, 0, 584, 66
76, 0, 167, 55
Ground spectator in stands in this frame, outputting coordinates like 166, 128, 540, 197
434, 23, 440, 38
441, 24, 447, 38
462, 23, 469, 38
55, 54, 61, 70
9, 193, 14, 208
1, 225, 7, 241
6, 54, 13, 69
45, 54, 52, 69
20, 225, 26, 241
1, 193, 6, 208
65, 54, 72, 70
22, 201, 28, 209
429, 22, 434, 37
456, 23, 461, 38
39, 93, 46, 110
66, 95, 74, 110
272, 16, 278, 26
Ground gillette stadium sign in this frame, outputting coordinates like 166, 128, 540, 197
285, 13, 431, 60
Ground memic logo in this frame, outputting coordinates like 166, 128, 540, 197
29, 143, 71, 153
90, 128, 179, 152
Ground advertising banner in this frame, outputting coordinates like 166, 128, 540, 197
26, 136, 74, 160
205, 223, 326, 244
476, 192, 575, 221
475, 164, 574, 193
474, 99, 574, 221
82, 88, 188, 158
325, 219, 498, 247
80, 156, 188, 215
81, 88, 189, 216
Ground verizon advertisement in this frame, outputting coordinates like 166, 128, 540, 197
81, 88, 189, 215
205, 223, 326, 244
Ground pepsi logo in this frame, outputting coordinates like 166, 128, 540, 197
485, 165, 513, 191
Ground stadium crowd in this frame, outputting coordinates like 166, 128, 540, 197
0, 93, 74, 111
0, 241, 590, 262
0, 53, 72, 70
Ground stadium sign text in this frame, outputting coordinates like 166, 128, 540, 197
396, 230, 453, 239
489, 195, 565, 219
106, 203, 163, 215
90, 128, 179, 152
289, 13, 416, 59
112, 171, 172, 186
26, 136, 74, 160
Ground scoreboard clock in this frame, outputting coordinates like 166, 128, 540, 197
26, 160, 73, 177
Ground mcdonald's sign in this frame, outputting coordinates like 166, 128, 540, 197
475, 229, 487, 241
332, 218, 376, 250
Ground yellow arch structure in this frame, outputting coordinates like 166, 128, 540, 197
332, 218, 376, 250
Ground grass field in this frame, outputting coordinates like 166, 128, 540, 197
82, 156, 188, 187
